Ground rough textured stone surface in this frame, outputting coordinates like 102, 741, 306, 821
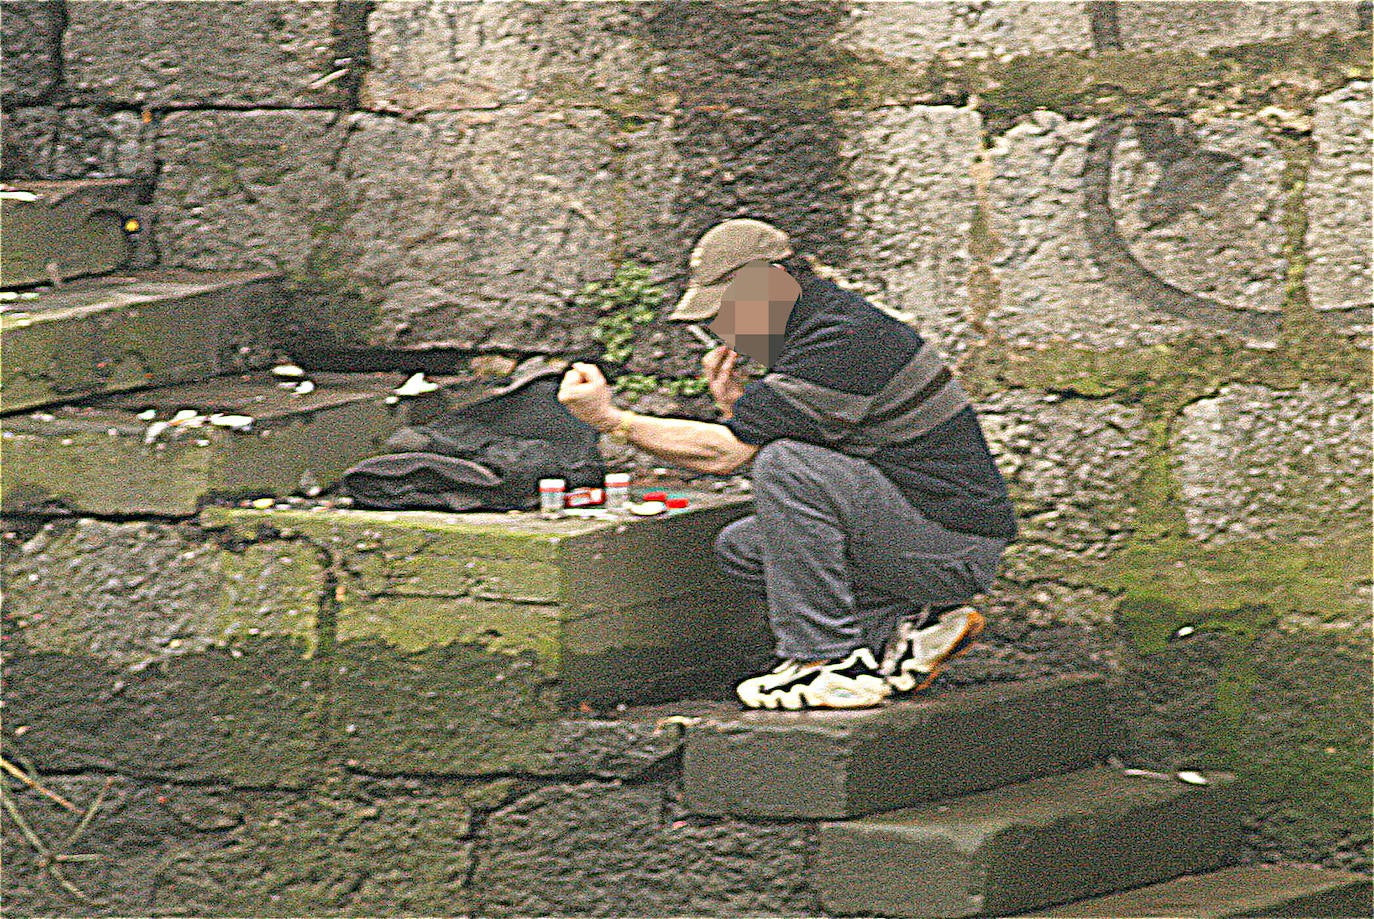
987, 112, 1287, 348
362, 0, 666, 113
632, 0, 873, 342
0, 0, 61, 105
63, 0, 345, 107
199, 498, 765, 772
950, 595, 1127, 696
154, 110, 346, 273
0, 270, 287, 413
684, 674, 1121, 819
334, 108, 682, 349
1174, 383, 1371, 543
0, 105, 57, 179
1, 519, 324, 787
1238, 626, 1372, 872
1113, 630, 1235, 773
0, 774, 482, 918
841, 0, 1093, 63
1306, 82, 1373, 330
816, 767, 1245, 918
1026, 865, 1374, 918
1115, 1, 1362, 52
976, 390, 1151, 579
0, 106, 157, 180
837, 104, 984, 358
470, 781, 819, 917
153, 788, 476, 917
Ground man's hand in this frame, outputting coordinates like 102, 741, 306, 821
702, 345, 747, 419
558, 362, 619, 432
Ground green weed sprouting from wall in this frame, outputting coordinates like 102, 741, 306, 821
576, 263, 711, 402
580, 263, 663, 365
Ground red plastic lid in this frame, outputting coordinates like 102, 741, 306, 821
665, 497, 689, 509
642, 491, 667, 502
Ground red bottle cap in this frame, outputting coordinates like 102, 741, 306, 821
642, 491, 667, 502
665, 497, 689, 509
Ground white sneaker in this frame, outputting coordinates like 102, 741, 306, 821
736, 647, 892, 710
881, 606, 986, 693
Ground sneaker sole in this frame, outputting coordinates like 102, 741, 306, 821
738, 679, 891, 711
887, 610, 986, 694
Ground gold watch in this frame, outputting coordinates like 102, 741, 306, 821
607, 410, 636, 445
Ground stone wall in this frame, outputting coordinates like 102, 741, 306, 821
3, 0, 1371, 912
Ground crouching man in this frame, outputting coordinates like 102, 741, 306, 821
557, 219, 1017, 710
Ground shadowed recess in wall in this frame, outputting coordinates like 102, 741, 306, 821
637, 1, 858, 282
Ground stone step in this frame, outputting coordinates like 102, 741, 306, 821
1018, 864, 1372, 918
1, 371, 419, 515
814, 766, 1245, 919
3, 496, 771, 786
682, 672, 1123, 819
0, 179, 149, 287
1, 268, 286, 412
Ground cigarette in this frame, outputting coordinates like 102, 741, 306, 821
686, 324, 718, 347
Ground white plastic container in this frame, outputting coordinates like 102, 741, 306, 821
538, 478, 566, 519
604, 472, 631, 511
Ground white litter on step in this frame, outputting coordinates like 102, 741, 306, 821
1176, 770, 1209, 785
1172, 625, 1197, 639
394, 372, 438, 396
137, 409, 157, 421
168, 409, 207, 428
1122, 768, 1174, 781
292, 380, 315, 395
562, 508, 616, 520
626, 500, 667, 516
653, 715, 702, 736
143, 421, 169, 444
271, 364, 306, 378
209, 413, 255, 431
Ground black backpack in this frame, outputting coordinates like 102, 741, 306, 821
340, 369, 606, 512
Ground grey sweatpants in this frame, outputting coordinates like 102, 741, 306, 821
713, 438, 1009, 661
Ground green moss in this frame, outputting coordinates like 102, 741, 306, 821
200, 507, 577, 562
212, 543, 323, 657
1100, 525, 1370, 655
1204, 627, 1372, 857
808, 29, 1370, 128
337, 596, 562, 671
527, 74, 664, 132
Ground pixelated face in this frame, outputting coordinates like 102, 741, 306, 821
709, 259, 801, 367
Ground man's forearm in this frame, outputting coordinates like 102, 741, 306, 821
601, 410, 740, 474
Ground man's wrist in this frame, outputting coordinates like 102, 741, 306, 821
597, 408, 625, 435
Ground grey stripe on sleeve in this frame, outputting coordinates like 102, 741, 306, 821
761, 372, 876, 425
862, 342, 949, 420
844, 377, 971, 448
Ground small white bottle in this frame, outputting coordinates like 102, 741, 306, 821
604, 472, 631, 511
538, 478, 566, 519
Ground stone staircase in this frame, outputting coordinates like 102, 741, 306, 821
2, 182, 1368, 917
671, 682, 1367, 917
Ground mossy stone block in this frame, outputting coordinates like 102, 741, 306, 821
2, 374, 400, 516
0, 269, 285, 412
2, 518, 327, 787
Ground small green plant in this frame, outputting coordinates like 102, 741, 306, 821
610, 373, 710, 403
575, 263, 714, 402
579, 263, 664, 364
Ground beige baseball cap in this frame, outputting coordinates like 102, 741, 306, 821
668, 218, 793, 321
